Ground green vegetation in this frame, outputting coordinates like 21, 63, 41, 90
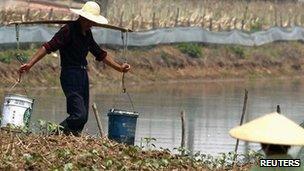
228, 46, 246, 59
36, 119, 64, 135
160, 51, 172, 66
0, 50, 16, 63
0, 120, 260, 170
177, 43, 202, 58
0, 50, 32, 64
249, 19, 264, 33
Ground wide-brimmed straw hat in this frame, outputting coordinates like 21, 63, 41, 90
70, 1, 108, 24
229, 112, 304, 146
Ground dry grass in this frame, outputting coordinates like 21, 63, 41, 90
1, 0, 304, 31
0, 128, 257, 170
107, 0, 304, 31
0, 130, 212, 170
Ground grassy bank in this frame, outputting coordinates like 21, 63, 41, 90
0, 129, 258, 170
0, 42, 304, 88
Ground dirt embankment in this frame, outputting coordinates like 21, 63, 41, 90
1, 42, 304, 88
0, 130, 254, 170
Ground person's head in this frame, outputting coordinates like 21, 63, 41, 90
70, 1, 108, 31
78, 16, 95, 31
261, 143, 290, 156
229, 112, 304, 157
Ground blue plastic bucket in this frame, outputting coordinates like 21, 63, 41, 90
107, 109, 139, 145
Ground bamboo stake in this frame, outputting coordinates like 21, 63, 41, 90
201, 20, 205, 28
25, 8, 30, 21
274, 0, 278, 27
280, 13, 283, 27
295, 14, 299, 26
131, 14, 135, 30
218, 23, 222, 31
187, 10, 191, 27
233, 89, 248, 165
201, 14, 205, 28
92, 103, 105, 138
175, 8, 179, 27
152, 12, 156, 29
241, 5, 248, 30
48, 8, 53, 20
101, 0, 109, 17
139, 14, 143, 29
287, 15, 291, 27
209, 18, 213, 31
234, 18, 237, 29
181, 110, 186, 149
276, 105, 281, 114
119, 11, 124, 27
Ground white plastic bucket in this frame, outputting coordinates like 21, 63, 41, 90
1, 94, 34, 128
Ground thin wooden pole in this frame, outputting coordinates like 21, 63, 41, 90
100, 0, 109, 17
201, 14, 205, 28
274, 0, 278, 27
152, 12, 156, 29
287, 16, 291, 27
233, 89, 248, 164
276, 105, 281, 114
48, 8, 53, 20
280, 13, 283, 27
175, 8, 179, 27
209, 18, 213, 31
181, 110, 186, 149
1, 10, 4, 24
234, 18, 238, 29
69, 0, 72, 8
25, 8, 30, 21
131, 14, 135, 30
218, 23, 222, 31
119, 11, 124, 27
187, 15, 191, 27
241, 5, 248, 30
295, 14, 299, 26
92, 103, 105, 138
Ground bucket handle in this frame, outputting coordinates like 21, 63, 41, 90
113, 31, 135, 112
8, 72, 28, 96
8, 23, 29, 96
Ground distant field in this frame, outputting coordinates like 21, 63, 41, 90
1, 0, 304, 32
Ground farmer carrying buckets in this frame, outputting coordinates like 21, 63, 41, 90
18, 1, 131, 136
229, 112, 304, 171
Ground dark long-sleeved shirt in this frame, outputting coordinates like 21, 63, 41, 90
43, 20, 107, 67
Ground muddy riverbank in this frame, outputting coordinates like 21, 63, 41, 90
0, 42, 304, 89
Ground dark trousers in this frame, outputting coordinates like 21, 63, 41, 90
59, 68, 89, 135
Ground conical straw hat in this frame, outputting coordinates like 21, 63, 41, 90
229, 112, 304, 145
70, 1, 108, 25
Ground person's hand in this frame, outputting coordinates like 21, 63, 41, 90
121, 63, 131, 73
18, 63, 33, 74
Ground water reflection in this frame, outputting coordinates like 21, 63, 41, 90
0, 78, 303, 156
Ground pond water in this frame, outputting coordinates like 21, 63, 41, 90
1, 78, 304, 156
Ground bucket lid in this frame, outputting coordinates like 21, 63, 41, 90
5, 94, 34, 103
107, 108, 139, 117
